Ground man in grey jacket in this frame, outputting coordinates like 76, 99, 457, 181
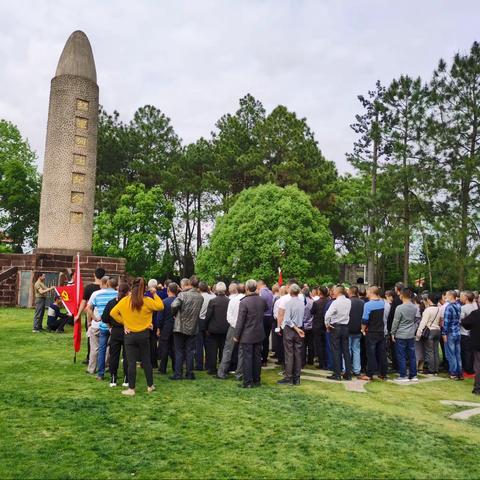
171, 276, 204, 380
391, 287, 418, 382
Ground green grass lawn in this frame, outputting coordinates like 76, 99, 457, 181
1, 307, 480, 479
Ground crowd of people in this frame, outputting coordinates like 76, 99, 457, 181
32, 268, 480, 397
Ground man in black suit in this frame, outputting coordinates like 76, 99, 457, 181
204, 282, 230, 374
234, 279, 267, 388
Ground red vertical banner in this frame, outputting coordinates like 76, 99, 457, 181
278, 267, 283, 286
55, 254, 84, 357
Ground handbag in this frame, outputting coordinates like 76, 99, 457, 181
421, 307, 439, 340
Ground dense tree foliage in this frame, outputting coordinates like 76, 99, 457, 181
3, 41, 480, 289
195, 184, 337, 285
92, 184, 174, 277
0, 120, 40, 252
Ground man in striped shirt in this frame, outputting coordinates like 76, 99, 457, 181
86, 277, 118, 379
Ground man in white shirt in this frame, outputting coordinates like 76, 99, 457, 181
196, 282, 216, 370
324, 285, 352, 381
216, 283, 245, 379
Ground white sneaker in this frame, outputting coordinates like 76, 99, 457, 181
409, 377, 419, 382
394, 377, 410, 383
122, 382, 129, 387
121, 388, 135, 396
109, 382, 117, 387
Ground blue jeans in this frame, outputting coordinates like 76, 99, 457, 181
445, 335, 462, 376
349, 334, 362, 375
97, 329, 110, 378
395, 338, 417, 378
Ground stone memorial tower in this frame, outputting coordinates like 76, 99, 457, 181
37, 30, 98, 254
0, 30, 126, 307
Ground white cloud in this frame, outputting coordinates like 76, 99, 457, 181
1, 0, 479, 173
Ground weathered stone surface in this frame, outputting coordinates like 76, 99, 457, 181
37, 31, 98, 254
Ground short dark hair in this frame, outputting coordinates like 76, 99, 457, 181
428, 292, 441, 305
318, 286, 329, 298
190, 275, 199, 288
118, 283, 130, 299
400, 287, 413, 299
95, 267, 106, 280
168, 282, 179, 295
349, 286, 359, 296
198, 281, 209, 293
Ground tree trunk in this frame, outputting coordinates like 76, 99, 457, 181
367, 115, 378, 285
458, 177, 469, 289
196, 194, 202, 251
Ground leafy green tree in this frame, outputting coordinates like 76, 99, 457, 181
347, 81, 390, 284
93, 183, 174, 276
429, 41, 480, 288
195, 184, 337, 285
382, 75, 429, 284
212, 94, 266, 203
0, 120, 40, 251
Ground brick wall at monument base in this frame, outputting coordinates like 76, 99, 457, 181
0, 274, 17, 306
0, 253, 126, 307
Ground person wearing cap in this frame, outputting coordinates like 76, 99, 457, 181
46, 295, 70, 333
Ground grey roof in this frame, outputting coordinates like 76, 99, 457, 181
55, 30, 97, 83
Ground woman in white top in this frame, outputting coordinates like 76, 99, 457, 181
416, 292, 442, 374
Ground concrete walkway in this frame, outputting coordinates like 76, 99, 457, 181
440, 400, 480, 420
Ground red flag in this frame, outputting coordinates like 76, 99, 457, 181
278, 267, 283, 286
55, 254, 84, 354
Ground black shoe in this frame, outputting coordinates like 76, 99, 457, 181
238, 383, 253, 388
473, 390, 480, 395
194, 367, 204, 371
326, 375, 341, 381
277, 378, 293, 385
185, 374, 196, 380
169, 375, 183, 380
157, 369, 166, 375
215, 374, 227, 380
82, 359, 88, 365
57, 330, 65, 334
343, 374, 352, 381
293, 379, 301, 386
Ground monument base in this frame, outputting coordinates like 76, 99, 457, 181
0, 252, 126, 307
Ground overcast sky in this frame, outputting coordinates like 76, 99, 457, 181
1, 0, 479, 173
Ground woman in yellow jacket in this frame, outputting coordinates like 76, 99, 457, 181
111, 277, 164, 396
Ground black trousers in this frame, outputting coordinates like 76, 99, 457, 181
302, 329, 315, 366
366, 332, 388, 378
461, 334, 474, 374
312, 328, 326, 368
262, 316, 273, 363
149, 329, 158, 369
109, 327, 128, 383
174, 332, 196, 378
157, 321, 175, 373
124, 329, 153, 389
241, 342, 262, 386
205, 332, 226, 373
195, 331, 206, 370
283, 326, 303, 382
47, 316, 68, 332
330, 324, 351, 377
474, 350, 480, 394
